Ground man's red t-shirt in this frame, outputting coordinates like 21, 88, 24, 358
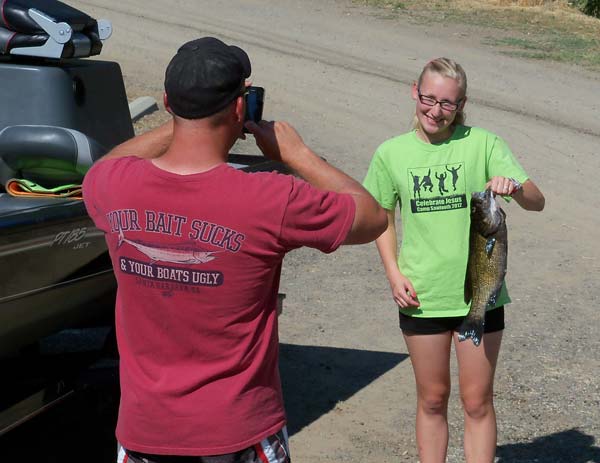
82, 157, 355, 455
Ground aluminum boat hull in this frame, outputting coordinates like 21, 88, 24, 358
0, 196, 116, 356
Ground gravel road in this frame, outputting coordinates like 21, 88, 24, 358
11, 1, 600, 461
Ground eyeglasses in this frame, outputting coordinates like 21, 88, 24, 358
417, 89, 463, 112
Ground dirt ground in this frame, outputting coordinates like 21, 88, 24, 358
51, 1, 600, 461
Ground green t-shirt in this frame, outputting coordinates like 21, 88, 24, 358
363, 125, 529, 318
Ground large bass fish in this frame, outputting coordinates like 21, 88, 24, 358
458, 188, 508, 346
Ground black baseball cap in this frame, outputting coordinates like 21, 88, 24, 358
164, 37, 252, 119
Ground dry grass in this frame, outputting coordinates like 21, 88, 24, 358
359, 0, 600, 69
449, 0, 599, 27
461, 0, 569, 7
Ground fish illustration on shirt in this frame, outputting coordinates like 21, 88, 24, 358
117, 229, 217, 265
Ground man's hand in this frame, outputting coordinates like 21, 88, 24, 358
245, 120, 307, 163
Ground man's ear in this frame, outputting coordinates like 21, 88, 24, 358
235, 95, 245, 123
163, 93, 173, 114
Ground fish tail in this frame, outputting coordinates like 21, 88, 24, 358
457, 318, 485, 347
117, 228, 124, 248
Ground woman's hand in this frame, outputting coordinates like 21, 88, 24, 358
486, 176, 521, 197
389, 273, 420, 308
486, 177, 545, 211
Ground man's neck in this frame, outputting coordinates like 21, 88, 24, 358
152, 123, 233, 175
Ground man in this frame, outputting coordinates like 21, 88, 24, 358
83, 37, 386, 463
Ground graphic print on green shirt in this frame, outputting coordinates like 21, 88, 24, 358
408, 163, 468, 214
363, 126, 529, 318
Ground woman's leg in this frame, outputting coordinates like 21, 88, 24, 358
454, 330, 503, 463
403, 331, 453, 463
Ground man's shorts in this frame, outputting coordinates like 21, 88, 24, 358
399, 306, 505, 335
117, 427, 290, 463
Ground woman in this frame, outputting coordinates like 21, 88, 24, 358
363, 58, 544, 463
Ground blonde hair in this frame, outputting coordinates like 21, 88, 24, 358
412, 57, 467, 129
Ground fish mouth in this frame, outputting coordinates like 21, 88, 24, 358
471, 188, 504, 236
471, 189, 493, 201
471, 189, 495, 213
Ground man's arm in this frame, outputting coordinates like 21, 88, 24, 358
100, 120, 174, 161
246, 120, 387, 244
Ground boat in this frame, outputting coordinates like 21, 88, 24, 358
0, 0, 284, 357
0, 0, 129, 356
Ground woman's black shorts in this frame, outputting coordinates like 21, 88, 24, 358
399, 306, 505, 335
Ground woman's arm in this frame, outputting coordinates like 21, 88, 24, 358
512, 179, 545, 211
487, 176, 545, 211
376, 208, 420, 308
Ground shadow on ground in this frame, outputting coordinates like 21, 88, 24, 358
496, 428, 600, 463
280, 343, 408, 435
0, 339, 405, 462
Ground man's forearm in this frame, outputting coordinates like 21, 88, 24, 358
287, 145, 387, 245
246, 119, 387, 244
285, 145, 366, 196
101, 120, 173, 161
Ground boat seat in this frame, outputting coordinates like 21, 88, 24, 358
0, 0, 111, 59
0, 125, 107, 188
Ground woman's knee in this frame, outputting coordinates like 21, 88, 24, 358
418, 387, 451, 415
460, 392, 494, 419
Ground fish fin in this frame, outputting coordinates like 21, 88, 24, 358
485, 237, 496, 256
487, 283, 505, 308
457, 317, 485, 347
